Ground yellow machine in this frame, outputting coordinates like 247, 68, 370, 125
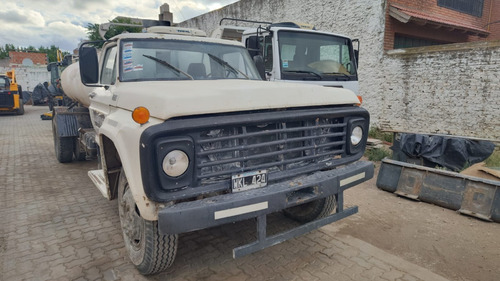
0, 69, 24, 115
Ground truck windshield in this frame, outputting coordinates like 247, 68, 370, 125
120, 39, 261, 82
277, 30, 357, 81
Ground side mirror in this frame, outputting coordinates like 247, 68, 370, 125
352, 39, 360, 66
247, 36, 261, 57
79, 46, 99, 85
253, 55, 266, 80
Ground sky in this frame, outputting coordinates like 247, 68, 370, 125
0, 0, 239, 52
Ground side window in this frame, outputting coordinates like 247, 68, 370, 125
101, 46, 117, 85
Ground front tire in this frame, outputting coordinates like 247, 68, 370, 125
118, 169, 178, 275
283, 195, 337, 223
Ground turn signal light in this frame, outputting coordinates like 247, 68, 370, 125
132, 106, 150, 125
356, 95, 363, 106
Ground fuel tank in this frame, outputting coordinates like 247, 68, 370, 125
60, 63, 93, 107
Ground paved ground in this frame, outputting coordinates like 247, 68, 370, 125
1, 106, 453, 281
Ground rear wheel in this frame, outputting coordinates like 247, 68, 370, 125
52, 114, 74, 163
283, 195, 337, 223
118, 169, 178, 275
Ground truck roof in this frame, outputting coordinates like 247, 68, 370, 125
110, 31, 245, 47
243, 26, 351, 41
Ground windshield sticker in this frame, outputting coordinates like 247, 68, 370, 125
282, 60, 289, 68
122, 43, 134, 71
133, 65, 143, 71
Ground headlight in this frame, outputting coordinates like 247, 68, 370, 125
350, 126, 363, 146
162, 150, 189, 177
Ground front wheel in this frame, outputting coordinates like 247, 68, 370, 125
118, 169, 178, 275
283, 195, 337, 223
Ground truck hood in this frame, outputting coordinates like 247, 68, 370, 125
115, 80, 359, 120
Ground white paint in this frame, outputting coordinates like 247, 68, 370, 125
340, 172, 365, 187
214, 201, 268, 220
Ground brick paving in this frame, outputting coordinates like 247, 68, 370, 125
0, 106, 450, 281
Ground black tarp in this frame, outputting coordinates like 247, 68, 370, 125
393, 133, 495, 172
32, 83, 49, 105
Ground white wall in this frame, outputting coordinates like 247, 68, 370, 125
0, 66, 50, 92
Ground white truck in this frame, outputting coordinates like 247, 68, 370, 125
53, 24, 373, 275
213, 18, 360, 95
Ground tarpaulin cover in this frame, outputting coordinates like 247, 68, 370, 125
396, 134, 495, 172
32, 83, 49, 104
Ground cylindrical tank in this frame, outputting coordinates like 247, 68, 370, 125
60, 62, 93, 107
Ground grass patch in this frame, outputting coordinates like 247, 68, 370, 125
368, 127, 393, 143
485, 149, 500, 167
365, 147, 392, 162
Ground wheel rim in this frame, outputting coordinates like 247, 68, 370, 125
119, 184, 145, 252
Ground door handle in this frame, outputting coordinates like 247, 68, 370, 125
89, 92, 96, 98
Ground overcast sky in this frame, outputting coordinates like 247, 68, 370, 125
0, 0, 239, 52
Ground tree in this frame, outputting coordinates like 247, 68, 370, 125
86, 18, 142, 48
0, 44, 68, 62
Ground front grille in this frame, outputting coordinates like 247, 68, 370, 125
0, 93, 14, 107
194, 117, 346, 184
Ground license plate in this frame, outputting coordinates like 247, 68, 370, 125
231, 170, 267, 192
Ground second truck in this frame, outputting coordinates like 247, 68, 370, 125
53, 23, 373, 275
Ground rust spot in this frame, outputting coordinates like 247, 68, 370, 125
146, 202, 150, 207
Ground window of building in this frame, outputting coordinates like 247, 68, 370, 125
394, 34, 444, 49
437, 0, 483, 17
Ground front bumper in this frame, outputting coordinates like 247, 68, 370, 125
158, 160, 373, 235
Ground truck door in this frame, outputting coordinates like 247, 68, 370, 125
90, 45, 118, 110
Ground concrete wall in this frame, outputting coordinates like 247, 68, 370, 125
180, 0, 500, 140
0, 66, 50, 92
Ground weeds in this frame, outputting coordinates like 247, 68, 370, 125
365, 147, 392, 161
485, 149, 500, 167
368, 127, 393, 143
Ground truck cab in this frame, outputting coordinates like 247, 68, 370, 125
214, 20, 360, 95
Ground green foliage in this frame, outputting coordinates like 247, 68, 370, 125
365, 147, 392, 162
0, 44, 69, 63
485, 149, 500, 167
368, 127, 393, 143
86, 18, 143, 48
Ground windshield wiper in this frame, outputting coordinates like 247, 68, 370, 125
142, 55, 194, 80
283, 70, 323, 80
323, 72, 351, 80
207, 53, 249, 79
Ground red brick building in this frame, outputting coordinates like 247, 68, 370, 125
385, 0, 500, 49
8, 51, 48, 66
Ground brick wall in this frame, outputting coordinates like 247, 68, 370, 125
8, 51, 48, 66
179, 0, 500, 140
384, 0, 499, 49
488, 0, 500, 39
379, 41, 500, 140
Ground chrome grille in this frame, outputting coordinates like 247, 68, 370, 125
195, 117, 346, 184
